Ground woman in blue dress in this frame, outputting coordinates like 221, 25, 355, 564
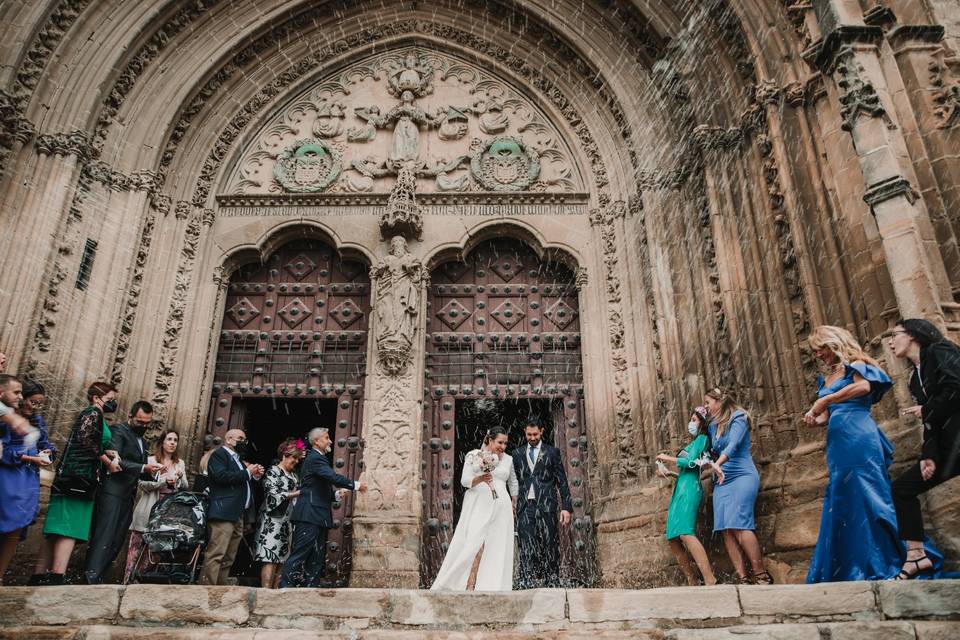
704, 387, 772, 584
0, 379, 55, 584
804, 325, 901, 582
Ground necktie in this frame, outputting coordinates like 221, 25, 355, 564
528, 446, 537, 466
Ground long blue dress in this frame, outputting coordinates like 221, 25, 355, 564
709, 410, 759, 531
806, 363, 903, 582
0, 415, 56, 536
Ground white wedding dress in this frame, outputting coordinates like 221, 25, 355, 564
430, 449, 519, 591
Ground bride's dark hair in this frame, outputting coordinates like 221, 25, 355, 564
483, 426, 509, 445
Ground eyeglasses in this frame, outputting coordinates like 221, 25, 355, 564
889, 330, 908, 337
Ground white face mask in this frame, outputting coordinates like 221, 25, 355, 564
687, 421, 699, 436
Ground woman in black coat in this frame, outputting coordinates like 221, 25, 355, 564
887, 318, 960, 579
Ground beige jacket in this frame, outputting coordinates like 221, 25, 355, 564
130, 456, 188, 532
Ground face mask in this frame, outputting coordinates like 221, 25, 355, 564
102, 399, 118, 414
131, 423, 148, 436
233, 440, 250, 458
687, 421, 699, 436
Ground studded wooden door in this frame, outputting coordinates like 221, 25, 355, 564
420, 238, 596, 587
208, 239, 370, 586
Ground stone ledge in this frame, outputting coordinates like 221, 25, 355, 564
119, 584, 250, 624
0, 585, 121, 626
567, 586, 741, 623
738, 582, 877, 617
878, 580, 960, 618
389, 588, 567, 626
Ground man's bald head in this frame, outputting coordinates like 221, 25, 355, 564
224, 429, 247, 449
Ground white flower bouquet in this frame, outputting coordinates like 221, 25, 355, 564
469, 449, 501, 499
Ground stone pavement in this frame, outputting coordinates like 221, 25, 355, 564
0, 580, 958, 638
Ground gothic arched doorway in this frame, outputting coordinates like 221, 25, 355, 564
208, 237, 370, 586
420, 237, 596, 587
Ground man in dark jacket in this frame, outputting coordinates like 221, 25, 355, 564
280, 427, 365, 587
512, 419, 572, 588
200, 428, 264, 585
84, 400, 162, 584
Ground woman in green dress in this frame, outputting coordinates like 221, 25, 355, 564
32, 382, 119, 585
656, 406, 719, 586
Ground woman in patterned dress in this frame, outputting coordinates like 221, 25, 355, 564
254, 438, 303, 588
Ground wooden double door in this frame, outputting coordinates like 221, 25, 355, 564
208, 239, 369, 586
420, 238, 597, 587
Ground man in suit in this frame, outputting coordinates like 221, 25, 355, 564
200, 428, 264, 585
512, 419, 572, 588
280, 427, 366, 587
85, 400, 163, 584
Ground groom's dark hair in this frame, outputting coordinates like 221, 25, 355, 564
524, 418, 543, 430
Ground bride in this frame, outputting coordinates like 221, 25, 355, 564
431, 426, 519, 591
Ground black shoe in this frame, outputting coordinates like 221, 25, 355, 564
894, 555, 933, 580
45, 573, 65, 586
27, 573, 49, 586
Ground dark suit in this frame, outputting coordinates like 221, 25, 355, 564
280, 447, 355, 587
201, 446, 256, 585
512, 442, 572, 588
893, 341, 960, 540
85, 422, 147, 584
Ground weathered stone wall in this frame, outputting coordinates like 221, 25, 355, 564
0, 0, 958, 587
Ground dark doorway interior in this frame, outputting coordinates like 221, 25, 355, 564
229, 397, 338, 584
452, 398, 553, 526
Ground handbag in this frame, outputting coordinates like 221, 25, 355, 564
51, 473, 98, 500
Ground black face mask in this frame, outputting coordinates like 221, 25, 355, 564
233, 441, 250, 459
102, 399, 118, 414
130, 423, 148, 436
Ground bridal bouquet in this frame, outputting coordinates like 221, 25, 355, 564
468, 450, 501, 499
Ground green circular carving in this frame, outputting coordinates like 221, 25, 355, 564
470, 136, 540, 191
274, 138, 342, 192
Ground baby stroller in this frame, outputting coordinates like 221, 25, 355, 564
129, 491, 207, 584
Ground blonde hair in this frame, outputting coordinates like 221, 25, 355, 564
808, 325, 880, 368
705, 386, 747, 438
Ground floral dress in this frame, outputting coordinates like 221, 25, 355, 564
254, 464, 299, 563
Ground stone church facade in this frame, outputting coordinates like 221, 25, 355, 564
0, 0, 958, 586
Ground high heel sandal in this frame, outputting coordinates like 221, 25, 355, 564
894, 555, 932, 580
751, 571, 774, 585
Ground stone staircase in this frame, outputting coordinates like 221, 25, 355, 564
1, 580, 958, 639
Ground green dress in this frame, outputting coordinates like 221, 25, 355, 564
665, 434, 709, 540
43, 420, 111, 541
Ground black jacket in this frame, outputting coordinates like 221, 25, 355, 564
910, 340, 960, 465
290, 448, 354, 527
100, 422, 148, 498
512, 443, 573, 515
206, 446, 255, 522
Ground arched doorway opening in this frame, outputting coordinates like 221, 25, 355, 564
420, 237, 596, 587
208, 237, 370, 586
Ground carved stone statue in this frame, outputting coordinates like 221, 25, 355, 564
372, 235, 427, 375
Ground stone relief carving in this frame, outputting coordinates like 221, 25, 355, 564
273, 138, 342, 192
835, 50, 897, 132
371, 236, 428, 376
929, 57, 960, 129
227, 47, 583, 196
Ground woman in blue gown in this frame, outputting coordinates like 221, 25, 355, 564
804, 325, 902, 582
704, 387, 772, 584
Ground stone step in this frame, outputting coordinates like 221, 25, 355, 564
0, 581, 957, 638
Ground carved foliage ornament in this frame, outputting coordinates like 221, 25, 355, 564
273, 138, 342, 192
470, 136, 541, 191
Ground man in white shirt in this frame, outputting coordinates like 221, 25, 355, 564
201, 429, 264, 585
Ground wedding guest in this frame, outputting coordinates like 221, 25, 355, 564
704, 387, 771, 584
280, 427, 365, 588
254, 438, 303, 588
34, 382, 119, 585
803, 325, 903, 582
0, 374, 31, 459
124, 428, 188, 583
194, 435, 222, 494
655, 406, 718, 586
200, 428, 264, 585
887, 318, 960, 579
0, 379, 55, 585
85, 401, 162, 584
511, 419, 572, 589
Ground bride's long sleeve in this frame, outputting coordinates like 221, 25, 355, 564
507, 460, 519, 497
461, 450, 479, 489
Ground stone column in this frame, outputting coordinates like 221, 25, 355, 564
812, 1, 951, 323
350, 235, 428, 588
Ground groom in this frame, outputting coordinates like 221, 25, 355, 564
512, 419, 572, 588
